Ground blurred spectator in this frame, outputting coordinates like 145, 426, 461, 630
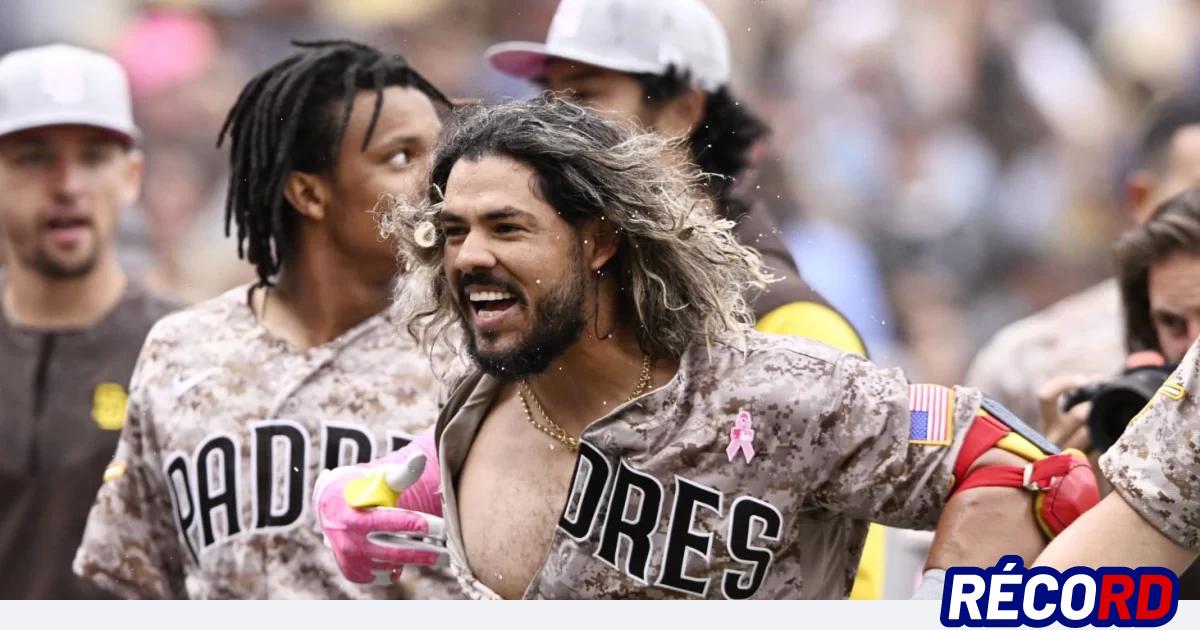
967, 93, 1200, 428
0, 44, 177, 598
1119, 188, 1200, 362
1037, 187, 1200, 595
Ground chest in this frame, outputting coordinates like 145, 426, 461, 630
455, 405, 579, 599
0, 334, 137, 475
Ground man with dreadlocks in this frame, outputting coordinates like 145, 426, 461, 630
73, 40, 461, 599
314, 97, 1099, 599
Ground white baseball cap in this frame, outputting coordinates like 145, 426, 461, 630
486, 0, 731, 92
0, 44, 139, 142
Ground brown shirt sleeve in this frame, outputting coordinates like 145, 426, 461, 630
73, 336, 189, 598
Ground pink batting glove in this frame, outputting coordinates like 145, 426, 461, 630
313, 429, 448, 585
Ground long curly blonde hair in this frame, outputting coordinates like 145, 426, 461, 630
381, 95, 773, 360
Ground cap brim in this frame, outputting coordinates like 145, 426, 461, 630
485, 41, 557, 80
486, 41, 664, 82
0, 112, 139, 144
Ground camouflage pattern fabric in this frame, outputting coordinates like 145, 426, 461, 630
73, 285, 463, 599
437, 330, 986, 599
1101, 336, 1200, 553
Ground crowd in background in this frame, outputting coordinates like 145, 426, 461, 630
3, 0, 1200, 384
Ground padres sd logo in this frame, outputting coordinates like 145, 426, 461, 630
92, 382, 128, 431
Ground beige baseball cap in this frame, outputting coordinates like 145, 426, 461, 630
486, 0, 731, 92
0, 44, 139, 142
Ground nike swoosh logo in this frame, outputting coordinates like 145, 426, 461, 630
170, 368, 221, 398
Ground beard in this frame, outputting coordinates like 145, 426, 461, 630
459, 256, 588, 381
23, 238, 100, 279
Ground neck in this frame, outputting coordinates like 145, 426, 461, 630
2, 254, 126, 329
523, 322, 672, 434
263, 245, 392, 349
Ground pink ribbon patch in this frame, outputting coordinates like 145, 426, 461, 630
725, 410, 756, 463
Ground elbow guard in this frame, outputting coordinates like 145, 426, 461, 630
950, 397, 1100, 539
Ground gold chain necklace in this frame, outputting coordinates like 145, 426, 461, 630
519, 354, 652, 451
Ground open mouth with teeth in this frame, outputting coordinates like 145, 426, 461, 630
467, 289, 521, 321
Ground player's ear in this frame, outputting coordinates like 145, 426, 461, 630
284, 171, 331, 221
586, 218, 620, 272
653, 86, 706, 138
119, 148, 145, 205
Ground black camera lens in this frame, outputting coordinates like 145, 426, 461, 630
1069, 365, 1173, 453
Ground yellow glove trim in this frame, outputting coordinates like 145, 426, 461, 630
995, 432, 1046, 464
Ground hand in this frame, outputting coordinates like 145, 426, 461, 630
313, 430, 449, 585
1037, 373, 1100, 452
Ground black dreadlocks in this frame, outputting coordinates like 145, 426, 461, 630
217, 39, 452, 285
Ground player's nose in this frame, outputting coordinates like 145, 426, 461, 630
450, 231, 498, 273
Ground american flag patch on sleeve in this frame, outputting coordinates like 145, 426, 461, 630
908, 384, 955, 445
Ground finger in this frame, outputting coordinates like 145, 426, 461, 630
1062, 422, 1091, 453
1038, 375, 1093, 434
358, 507, 444, 539
1046, 402, 1090, 446
384, 453, 427, 494
327, 534, 376, 584
367, 531, 447, 555
366, 541, 447, 568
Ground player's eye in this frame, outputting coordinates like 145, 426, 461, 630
443, 225, 468, 240
14, 149, 52, 166
1156, 313, 1188, 338
80, 146, 112, 166
495, 223, 523, 235
388, 149, 412, 167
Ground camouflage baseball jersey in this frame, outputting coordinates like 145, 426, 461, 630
1100, 336, 1200, 553
436, 330, 988, 599
74, 285, 463, 599
965, 280, 1123, 431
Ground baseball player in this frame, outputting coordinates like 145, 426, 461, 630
486, 0, 865, 356
315, 97, 1099, 599
0, 44, 178, 599
1037, 334, 1200, 574
485, 0, 891, 594
74, 41, 462, 599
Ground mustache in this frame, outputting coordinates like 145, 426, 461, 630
457, 272, 527, 304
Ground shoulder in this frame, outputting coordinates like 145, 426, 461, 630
680, 330, 850, 413
123, 280, 184, 322
712, 328, 846, 371
979, 280, 1120, 358
968, 280, 1123, 388
137, 285, 255, 365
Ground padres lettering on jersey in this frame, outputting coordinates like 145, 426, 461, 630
437, 331, 985, 599
559, 443, 783, 599
164, 421, 413, 562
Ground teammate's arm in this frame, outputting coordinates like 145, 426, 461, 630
805, 354, 1097, 562
1035, 493, 1197, 574
925, 450, 1044, 569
